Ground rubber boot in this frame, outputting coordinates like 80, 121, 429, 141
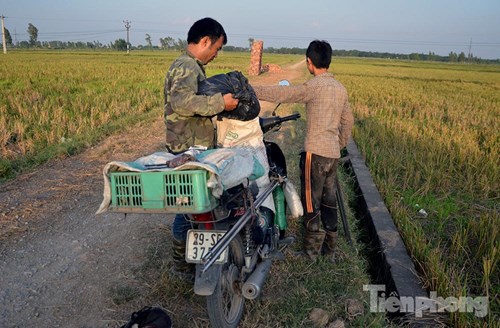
322, 230, 338, 263
303, 230, 326, 261
171, 238, 195, 282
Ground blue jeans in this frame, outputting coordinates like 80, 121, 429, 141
172, 214, 191, 241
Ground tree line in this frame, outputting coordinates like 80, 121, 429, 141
264, 47, 498, 64
2, 23, 498, 64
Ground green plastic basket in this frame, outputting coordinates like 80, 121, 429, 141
109, 170, 217, 214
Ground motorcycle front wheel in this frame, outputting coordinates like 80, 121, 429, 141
206, 234, 245, 328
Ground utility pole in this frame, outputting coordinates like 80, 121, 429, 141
468, 38, 472, 63
123, 20, 131, 54
1, 15, 7, 54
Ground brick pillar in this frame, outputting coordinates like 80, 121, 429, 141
248, 40, 263, 76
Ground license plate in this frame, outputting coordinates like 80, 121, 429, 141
186, 230, 228, 264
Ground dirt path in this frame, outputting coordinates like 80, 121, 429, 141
0, 119, 170, 327
0, 61, 306, 328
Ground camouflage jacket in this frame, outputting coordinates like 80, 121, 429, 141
164, 52, 225, 153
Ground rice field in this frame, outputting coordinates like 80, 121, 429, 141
0, 50, 266, 178
332, 57, 499, 327
0, 50, 498, 327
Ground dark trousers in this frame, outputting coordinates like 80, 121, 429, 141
300, 152, 338, 232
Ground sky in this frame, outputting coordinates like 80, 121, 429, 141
2, 0, 500, 59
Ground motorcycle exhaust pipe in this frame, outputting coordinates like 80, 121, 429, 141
242, 259, 272, 300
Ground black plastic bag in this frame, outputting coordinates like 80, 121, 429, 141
121, 306, 172, 328
198, 71, 260, 121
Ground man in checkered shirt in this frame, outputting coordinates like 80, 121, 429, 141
253, 40, 354, 261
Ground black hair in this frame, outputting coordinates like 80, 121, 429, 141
306, 40, 332, 69
187, 17, 227, 45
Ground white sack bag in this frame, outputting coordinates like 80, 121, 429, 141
283, 180, 303, 218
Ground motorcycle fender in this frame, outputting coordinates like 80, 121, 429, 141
193, 264, 222, 296
265, 141, 287, 176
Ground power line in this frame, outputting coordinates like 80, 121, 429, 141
4, 15, 500, 48
229, 33, 500, 48
6, 22, 500, 48
3, 18, 500, 57
5, 16, 123, 23
14, 30, 122, 37
9, 28, 500, 50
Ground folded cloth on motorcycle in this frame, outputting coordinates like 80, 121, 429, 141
197, 70, 260, 121
96, 148, 265, 214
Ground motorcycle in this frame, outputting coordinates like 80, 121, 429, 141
103, 81, 300, 328
185, 109, 301, 327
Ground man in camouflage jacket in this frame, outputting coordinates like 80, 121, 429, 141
163, 17, 238, 279
164, 18, 238, 153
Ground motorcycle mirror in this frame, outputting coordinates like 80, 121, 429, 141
272, 80, 290, 116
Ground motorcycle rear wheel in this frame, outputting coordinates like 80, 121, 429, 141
206, 234, 245, 328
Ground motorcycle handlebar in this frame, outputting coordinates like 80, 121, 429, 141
259, 113, 301, 134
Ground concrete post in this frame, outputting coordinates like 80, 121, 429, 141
248, 40, 263, 76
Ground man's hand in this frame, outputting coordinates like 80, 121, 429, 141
223, 93, 239, 111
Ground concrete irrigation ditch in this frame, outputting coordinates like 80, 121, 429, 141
345, 138, 447, 325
